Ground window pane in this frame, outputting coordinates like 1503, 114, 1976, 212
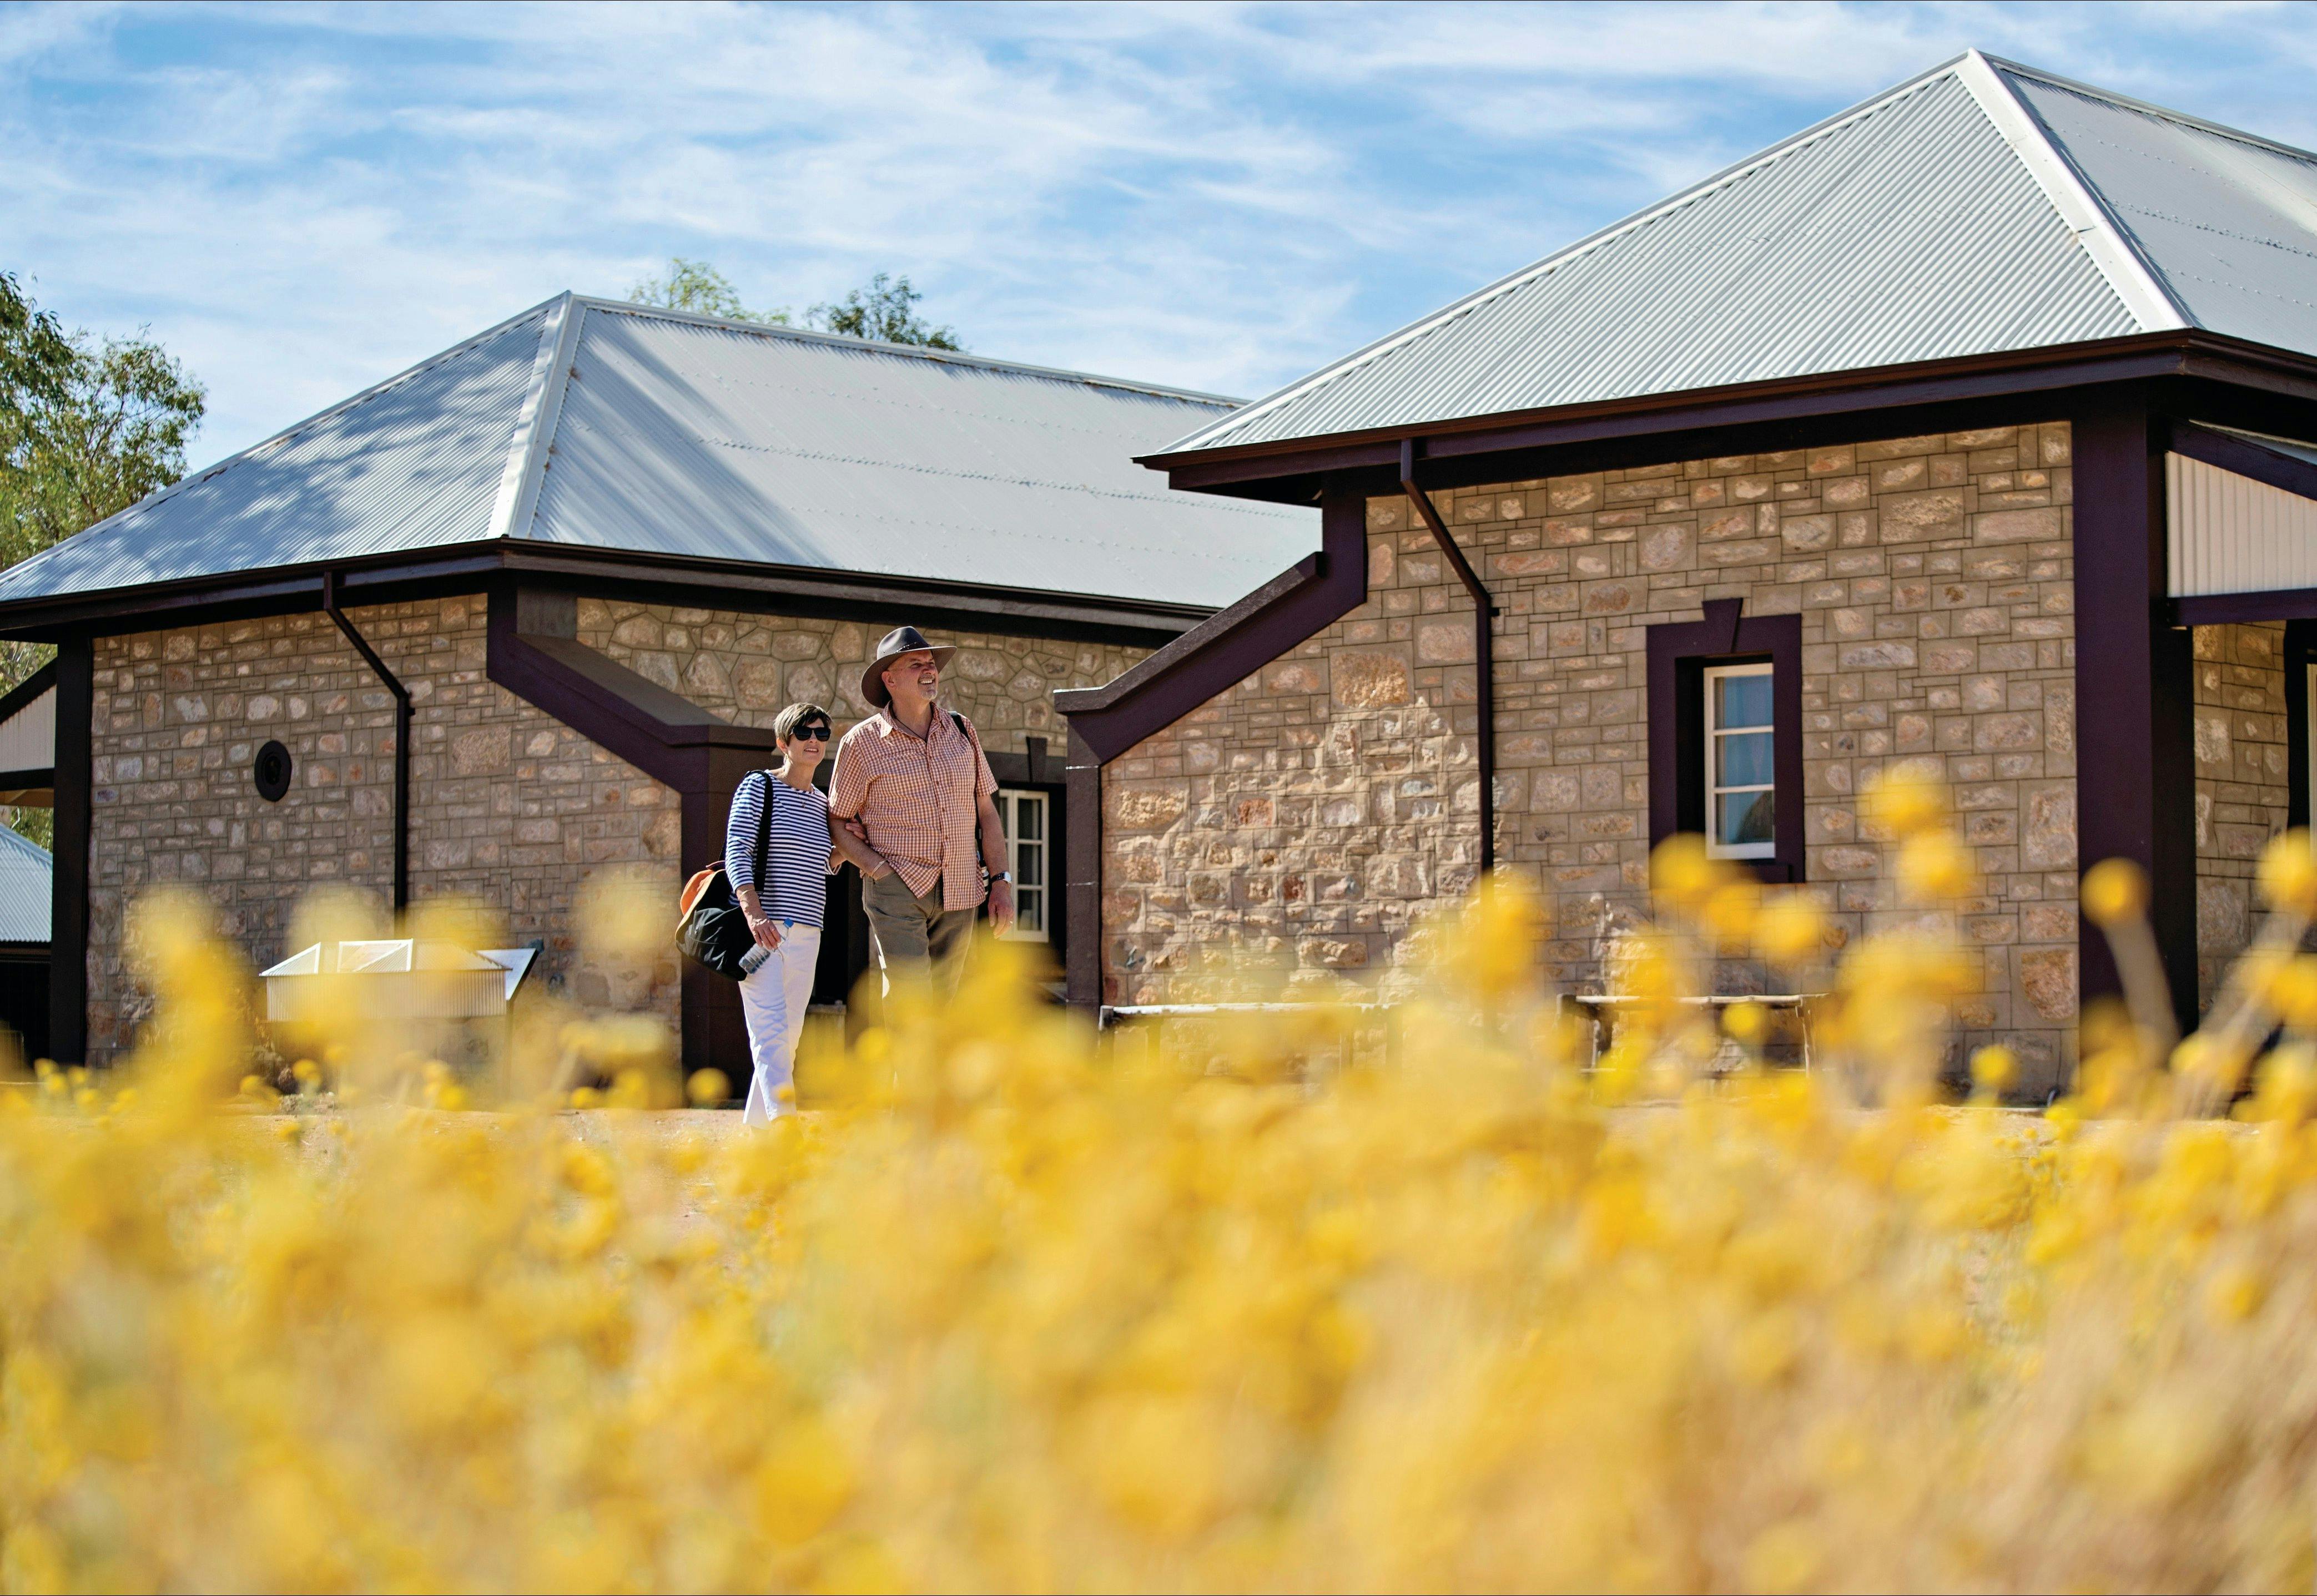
1715, 730, 1774, 787
1717, 789, 1775, 847
1018, 797, 1042, 842
1016, 840, 1043, 891
1715, 671, 1772, 729
1017, 887, 1044, 936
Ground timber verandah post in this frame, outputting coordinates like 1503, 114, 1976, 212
2073, 393, 2197, 1031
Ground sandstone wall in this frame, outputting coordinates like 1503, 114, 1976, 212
1100, 423, 2082, 1091
2192, 622, 2289, 1005
87, 596, 681, 1064
84, 595, 1154, 1063
573, 601, 1146, 758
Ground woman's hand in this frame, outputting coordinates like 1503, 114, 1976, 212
747, 913, 783, 951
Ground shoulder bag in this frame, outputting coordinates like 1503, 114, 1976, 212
676, 771, 775, 980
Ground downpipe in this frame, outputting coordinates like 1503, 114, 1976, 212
1399, 439, 1499, 875
323, 572, 412, 913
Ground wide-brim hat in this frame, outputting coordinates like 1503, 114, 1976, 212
861, 625, 958, 709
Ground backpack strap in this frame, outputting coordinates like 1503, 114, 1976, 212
752, 770, 775, 912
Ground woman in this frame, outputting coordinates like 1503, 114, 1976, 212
727, 702, 893, 1123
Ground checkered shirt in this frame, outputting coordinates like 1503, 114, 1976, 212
828, 706, 999, 910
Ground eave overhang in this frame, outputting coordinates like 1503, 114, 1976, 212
1139, 330, 2317, 503
0, 541, 1216, 647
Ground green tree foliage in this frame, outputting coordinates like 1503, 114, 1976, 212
626, 259, 793, 326
628, 260, 964, 351
0, 272, 206, 847
809, 272, 962, 351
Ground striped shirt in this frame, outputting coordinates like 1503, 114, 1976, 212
827, 708, 998, 911
725, 772, 836, 928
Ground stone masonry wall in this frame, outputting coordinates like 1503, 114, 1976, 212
2192, 622, 2289, 1006
1101, 422, 2082, 1093
573, 600, 1147, 757
85, 595, 1155, 1063
87, 596, 681, 1065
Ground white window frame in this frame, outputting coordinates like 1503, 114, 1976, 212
995, 788, 1050, 943
1703, 661, 1776, 861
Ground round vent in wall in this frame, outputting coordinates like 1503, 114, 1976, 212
253, 740, 293, 803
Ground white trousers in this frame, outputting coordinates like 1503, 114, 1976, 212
738, 922, 821, 1125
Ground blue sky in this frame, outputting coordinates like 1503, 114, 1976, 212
7, 1, 2317, 465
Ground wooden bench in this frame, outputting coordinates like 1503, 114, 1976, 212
1563, 992, 1823, 1072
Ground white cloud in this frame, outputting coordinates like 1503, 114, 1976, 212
4, 0, 2316, 462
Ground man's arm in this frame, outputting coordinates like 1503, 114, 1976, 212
827, 735, 866, 820
828, 811, 891, 878
976, 789, 1015, 935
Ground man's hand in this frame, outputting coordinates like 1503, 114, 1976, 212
840, 817, 869, 845
988, 879, 1016, 936
746, 913, 783, 951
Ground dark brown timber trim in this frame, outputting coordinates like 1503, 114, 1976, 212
0, 541, 1212, 647
323, 573, 412, 913
1063, 725, 1102, 1010
2074, 394, 2197, 1029
2173, 589, 2317, 627
2288, 621, 2315, 833
49, 636, 90, 1064
0, 660, 58, 728
1055, 490, 1368, 761
1053, 486, 1369, 1011
485, 585, 780, 1077
1145, 331, 2317, 489
1399, 440, 1498, 873
1645, 600, 1805, 883
2168, 420, 2317, 504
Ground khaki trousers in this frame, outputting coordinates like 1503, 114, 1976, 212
863, 871, 978, 997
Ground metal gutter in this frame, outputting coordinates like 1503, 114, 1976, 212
1398, 440, 1498, 875
0, 539, 1220, 643
322, 572, 411, 913
1141, 329, 2244, 479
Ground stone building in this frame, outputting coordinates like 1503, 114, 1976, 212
0, 295, 1312, 1069
1059, 52, 2317, 1097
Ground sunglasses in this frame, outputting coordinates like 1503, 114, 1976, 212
788, 724, 832, 741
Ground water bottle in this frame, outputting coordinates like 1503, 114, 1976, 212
739, 940, 774, 977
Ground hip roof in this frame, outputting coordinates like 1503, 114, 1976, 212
0, 299, 1317, 615
1154, 52, 2317, 461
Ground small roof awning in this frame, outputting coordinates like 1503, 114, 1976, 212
2168, 424, 2317, 602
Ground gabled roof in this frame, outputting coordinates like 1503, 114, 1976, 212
1156, 51, 2317, 460
0, 297, 1317, 614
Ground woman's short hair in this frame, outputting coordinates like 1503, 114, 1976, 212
774, 702, 833, 743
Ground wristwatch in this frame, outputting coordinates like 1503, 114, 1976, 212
988, 871, 1010, 885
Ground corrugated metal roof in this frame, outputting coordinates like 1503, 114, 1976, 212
0, 306, 555, 603
0, 299, 1316, 614
1997, 63, 2317, 356
1161, 50, 2314, 459
530, 304, 1313, 605
0, 826, 51, 945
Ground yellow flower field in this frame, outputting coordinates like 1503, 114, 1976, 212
8, 779, 2317, 1592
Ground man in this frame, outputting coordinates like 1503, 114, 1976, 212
828, 626, 1014, 996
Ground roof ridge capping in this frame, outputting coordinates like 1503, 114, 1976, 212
1952, 49, 2189, 333
575, 294, 1249, 407
1978, 51, 2317, 165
